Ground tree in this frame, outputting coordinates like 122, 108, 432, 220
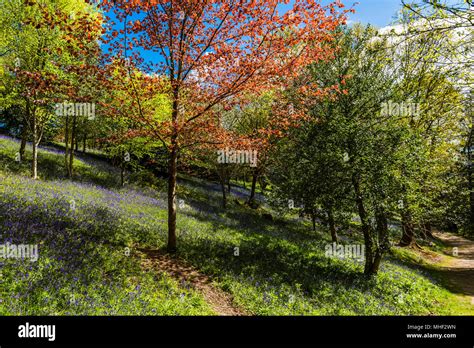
0, 0, 103, 178
102, 0, 349, 252
99, 60, 170, 187
399, 0, 474, 235
218, 91, 276, 206
386, 11, 467, 244
271, 25, 400, 276
401, 0, 473, 33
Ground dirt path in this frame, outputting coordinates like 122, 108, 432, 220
432, 231, 474, 297
137, 248, 247, 316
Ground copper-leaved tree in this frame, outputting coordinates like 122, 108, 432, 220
102, 0, 348, 252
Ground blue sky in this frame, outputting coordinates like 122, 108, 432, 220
348, 0, 403, 27
346, 0, 462, 27
104, 0, 459, 65
106, 0, 464, 35
106, 1, 406, 33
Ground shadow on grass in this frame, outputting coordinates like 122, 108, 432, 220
429, 268, 474, 296
0, 198, 149, 306
388, 247, 474, 297
179, 183, 323, 244
174, 235, 372, 298
164, 175, 375, 295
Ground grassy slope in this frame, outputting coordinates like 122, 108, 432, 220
0, 136, 212, 315
0, 135, 472, 315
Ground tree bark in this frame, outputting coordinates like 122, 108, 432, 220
64, 113, 70, 177
167, 90, 179, 253
83, 135, 87, 154
370, 249, 383, 275
167, 144, 178, 252
248, 169, 258, 203
259, 175, 267, 194
19, 122, 28, 161
120, 152, 125, 187
399, 209, 416, 247
68, 113, 77, 177
31, 114, 38, 180
418, 222, 427, 240
371, 208, 390, 274
351, 173, 375, 276
219, 166, 227, 209
326, 207, 338, 242
376, 209, 389, 250
311, 211, 316, 232
420, 220, 434, 239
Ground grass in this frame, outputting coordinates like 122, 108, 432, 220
390, 246, 474, 315
0, 135, 212, 315
0, 134, 472, 315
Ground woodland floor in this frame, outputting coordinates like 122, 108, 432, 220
138, 231, 474, 315
2, 134, 473, 315
138, 247, 247, 315
433, 232, 474, 298
137, 231, 474, 315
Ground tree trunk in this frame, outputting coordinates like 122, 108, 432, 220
167, 92, 179, 253
351, 173, 375, 276
424, 221, 434, 239
248, 169, 258, 203
68, 114, 77, 177
19, 123, 27, 161
83, 135, 87, 153
376, 209, 389, 250
399, 209, 416, 247
64, 113, 70, 177
370, 249, 383, 275
419, 220, 434, 239
120, 153, 125, 187
327, 207, 338, 242
311, 211, 316, 232
167, 145, 178, 252
31, 115, 38, 180
219, 166, 227, 209
418, 222, 427, 240
259, 175, 267, 194
371, 208, 390, 274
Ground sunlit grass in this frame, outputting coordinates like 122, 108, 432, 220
1, 135, 471, 315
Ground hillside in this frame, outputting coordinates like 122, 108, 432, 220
1, 135, 472, 315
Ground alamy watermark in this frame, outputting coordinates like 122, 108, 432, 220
0, 242, 38, 262
381, 100, 420, 117
217, 148, 258, 167
18, 322, 55, 341
54, 102, 95, 120
325, 242, 365, 261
